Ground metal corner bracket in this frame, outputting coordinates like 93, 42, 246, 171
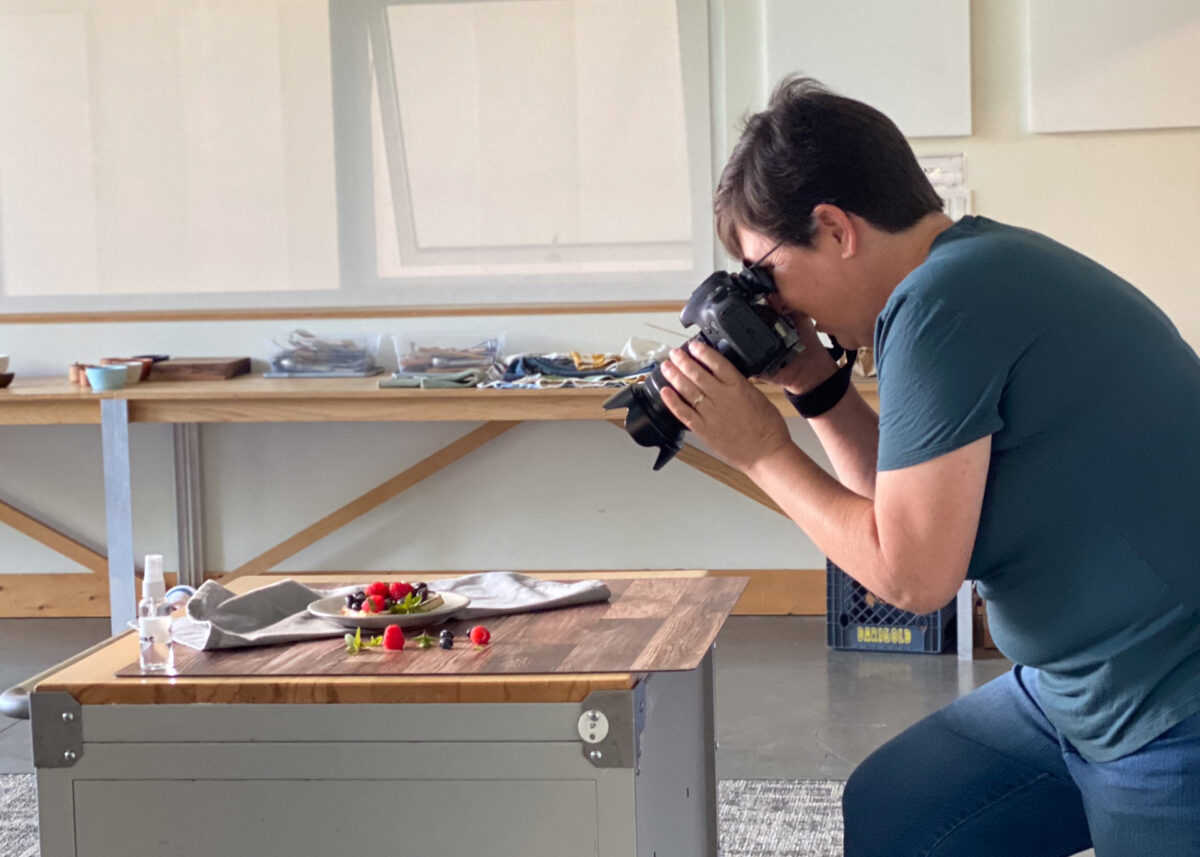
30, 692, 83, 769
578, 681, 645, 769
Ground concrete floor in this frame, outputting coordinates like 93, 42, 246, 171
0, 614, 1011, 777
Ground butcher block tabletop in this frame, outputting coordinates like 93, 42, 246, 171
35, 571, 745, 706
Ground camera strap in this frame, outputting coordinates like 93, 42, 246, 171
786, 339, 858, 419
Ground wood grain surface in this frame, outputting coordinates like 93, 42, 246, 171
0, 376, 878, 423
148, 357, 252, 381
114, 577, 746, 679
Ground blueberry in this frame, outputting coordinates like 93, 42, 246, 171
344, 594, 358, 609
439, 637, 453, 649
439, 628, 454, 638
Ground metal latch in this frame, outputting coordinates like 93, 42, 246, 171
29, 692, 83, 769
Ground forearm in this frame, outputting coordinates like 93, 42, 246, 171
744, 442, 940, 612
801, 385, 880, 498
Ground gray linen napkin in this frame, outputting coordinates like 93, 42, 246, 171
432, 572, 611, 620
172, 573, 611, 651
171, 579, 346, 651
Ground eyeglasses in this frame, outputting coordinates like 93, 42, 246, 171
746, 241, 783, 270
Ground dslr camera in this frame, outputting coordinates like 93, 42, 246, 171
603, 263, 802, 469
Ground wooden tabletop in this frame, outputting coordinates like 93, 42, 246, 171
35, 572, 745, 705
0, 375, 879, 425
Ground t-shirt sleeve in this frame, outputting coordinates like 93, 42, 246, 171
876, 293, 1007, 471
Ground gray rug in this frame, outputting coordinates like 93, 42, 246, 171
0, 774, 843, 856
1, 775, 37, 857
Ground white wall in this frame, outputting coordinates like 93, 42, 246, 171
2, 0, 1198, 580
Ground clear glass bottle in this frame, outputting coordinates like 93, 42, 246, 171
137, 554, 174, 673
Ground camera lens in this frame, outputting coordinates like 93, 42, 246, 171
606, 263, 800, 470
602, 364, 686, 470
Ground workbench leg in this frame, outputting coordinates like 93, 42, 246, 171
172, 423, 205, 589
700, 647, 719, 855
956, 580, 974, 662
101, 399, 135, 635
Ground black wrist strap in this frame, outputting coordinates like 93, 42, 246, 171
786, 340, 858, 418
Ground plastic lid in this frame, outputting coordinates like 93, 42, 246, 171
142, 554, 165, 601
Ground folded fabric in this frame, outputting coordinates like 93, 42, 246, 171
171, 579, 347, 651
172, 573, 612, 650
481, 372, 650, 389
431, 572, 611, 620
379, 368, 488, 389
569, 351, 621, 372
502, 354, 653, 381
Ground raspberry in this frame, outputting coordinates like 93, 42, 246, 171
469, 626, 491, 646
362, 594, 386, 613
389, 581, 414, 602
366, 581, 389, 598
383, 625, 405, 651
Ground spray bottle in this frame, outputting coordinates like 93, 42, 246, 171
137, 554, 174, 672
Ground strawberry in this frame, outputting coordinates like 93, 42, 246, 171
366, 581, 389, 598
388, 581, 414, 602
469, 626, 491, 647
382, 624, 405, 651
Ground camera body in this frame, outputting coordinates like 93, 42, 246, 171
680, 268, 802, 376
604, 264, 802, 469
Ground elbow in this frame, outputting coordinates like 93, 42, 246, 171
873, 564, 964, 615
886, 587, 960, 615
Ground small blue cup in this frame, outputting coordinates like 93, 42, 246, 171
85, 365, 127, 391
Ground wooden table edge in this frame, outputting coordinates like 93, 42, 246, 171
34, 573, 743, 706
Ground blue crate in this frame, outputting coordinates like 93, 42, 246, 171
826, 559, 956, 654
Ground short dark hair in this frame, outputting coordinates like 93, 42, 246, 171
714, 77, 944, 258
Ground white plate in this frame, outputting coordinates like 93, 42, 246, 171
306, 591, 469, 630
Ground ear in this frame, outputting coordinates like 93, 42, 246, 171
811, 204, 857, 259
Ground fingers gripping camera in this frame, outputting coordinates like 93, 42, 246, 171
603, 264, 804, 470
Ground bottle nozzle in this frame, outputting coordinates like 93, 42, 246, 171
142, 554, 166, 601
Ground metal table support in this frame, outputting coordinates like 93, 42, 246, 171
172, 423, 205, 588
957, 580, 974, 661
100, 399, 135, 635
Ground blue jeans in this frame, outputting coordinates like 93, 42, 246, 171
842, 666, 1200, 856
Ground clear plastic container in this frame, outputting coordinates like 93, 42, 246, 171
266, 330, 383, 377
391, 332, 505, 374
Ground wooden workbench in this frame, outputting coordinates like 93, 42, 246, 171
0, 374, 878, 423
0, 375, 879, 630
36, 571, 732, 706
28, 571, 736, 857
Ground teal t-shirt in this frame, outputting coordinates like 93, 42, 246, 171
875, 216, 1200, 763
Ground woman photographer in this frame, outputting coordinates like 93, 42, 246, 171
662, 77, 1200, 855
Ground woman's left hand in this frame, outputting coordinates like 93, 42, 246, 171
660, 340, 793, 472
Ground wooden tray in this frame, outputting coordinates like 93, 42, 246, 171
149, 357, 251, 381
116, 577, 747, 678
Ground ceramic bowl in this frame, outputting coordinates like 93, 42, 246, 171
132, 357, 154, 381
0, 372, 13, 389
84, 365, 127, 391
103, 356, 155, 382
120, 362, 143, 384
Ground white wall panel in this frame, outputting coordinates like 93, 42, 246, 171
764, 0, 972, 138
1028, 0, 1200, 133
